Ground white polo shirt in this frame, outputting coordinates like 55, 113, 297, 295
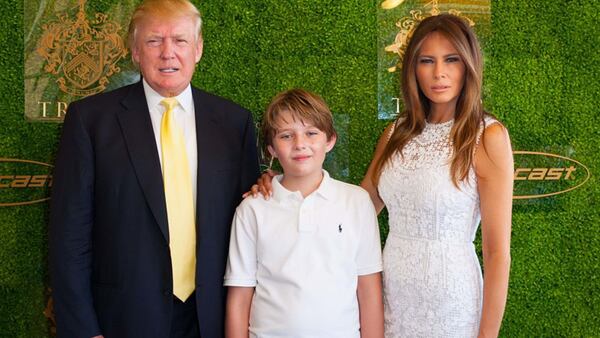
224, 170, 382, 338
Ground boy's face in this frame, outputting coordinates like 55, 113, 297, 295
268, 111, 336, 184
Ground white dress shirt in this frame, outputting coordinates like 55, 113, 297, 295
143, 79, 198, 210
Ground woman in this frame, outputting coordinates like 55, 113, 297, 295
361, 14, 513, 337
250, 14, 512, 337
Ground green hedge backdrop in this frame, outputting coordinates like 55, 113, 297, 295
2, 0, 599, 336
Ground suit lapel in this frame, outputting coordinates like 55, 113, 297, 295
116, 82, 169, 242
192, 88, 220, 230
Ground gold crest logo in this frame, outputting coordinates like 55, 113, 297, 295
381, 0, 474, 72
37, 0, 128, 96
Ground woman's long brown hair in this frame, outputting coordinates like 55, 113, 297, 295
372, 14, 486, 188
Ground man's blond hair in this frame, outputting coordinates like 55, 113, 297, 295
128, 0, 202, 50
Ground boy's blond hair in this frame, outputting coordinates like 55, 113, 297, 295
262, 89, 336, 150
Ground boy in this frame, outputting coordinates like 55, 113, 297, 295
224, 89, 384, 338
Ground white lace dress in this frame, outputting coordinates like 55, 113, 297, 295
379, 117, 496, 338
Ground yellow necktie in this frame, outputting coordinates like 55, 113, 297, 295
160, 97, 196, 301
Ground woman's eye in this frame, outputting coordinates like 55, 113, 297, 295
446, 56, 460, 63
419, 58, 433, 64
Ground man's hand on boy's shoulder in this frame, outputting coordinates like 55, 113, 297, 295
243, 169, 278, 199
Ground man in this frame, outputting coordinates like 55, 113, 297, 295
49, 1, 260, 337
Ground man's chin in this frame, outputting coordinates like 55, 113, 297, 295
152, 82, 188, 97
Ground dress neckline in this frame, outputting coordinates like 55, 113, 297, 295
425, 118, 454, 129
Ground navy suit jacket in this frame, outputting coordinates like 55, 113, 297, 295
49, 81, 260, 338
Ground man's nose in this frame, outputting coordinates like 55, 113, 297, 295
161, 39, 175, 59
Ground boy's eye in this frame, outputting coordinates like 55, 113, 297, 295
278, 133, 291, 139
307, 130, 320, 136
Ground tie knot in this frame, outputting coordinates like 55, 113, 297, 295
160, 97, 179, 112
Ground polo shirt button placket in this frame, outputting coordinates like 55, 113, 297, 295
298, 203, 306, 233
298, 198, 315, 233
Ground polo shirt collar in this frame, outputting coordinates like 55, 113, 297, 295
272, 170, 335, 203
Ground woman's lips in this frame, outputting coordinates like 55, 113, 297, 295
431, 85, 450, 92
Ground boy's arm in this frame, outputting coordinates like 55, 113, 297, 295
224, 202, 258, 338
357, 272, 384, 338
226, 286, 255, 338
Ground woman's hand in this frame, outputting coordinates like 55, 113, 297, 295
242, 169, 278, 199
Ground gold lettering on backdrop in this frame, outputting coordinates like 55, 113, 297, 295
512, 151, 590, 200
513, 166, 577, 181
38, 101, 51, 118
514, 168, 530, 181
37, 0, 127, 97
11, 176, 32, 188
545, 168, 563, 180
392, 97, 401, 115
528, 168, 547, 180
57, 102, 68, 117
0, 176, 11, 188
29, 175, 51, 188
0, 159, 54, 207
38, 101, 69, 118
0, 175, 53, 189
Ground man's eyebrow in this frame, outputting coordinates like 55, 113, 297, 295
172, 33, 190, 39
145, 33, 163, 39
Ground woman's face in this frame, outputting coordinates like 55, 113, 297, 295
415, 31, 466, 117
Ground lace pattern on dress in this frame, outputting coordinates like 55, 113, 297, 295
386, 119, 454, 171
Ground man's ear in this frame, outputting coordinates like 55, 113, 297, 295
131, 43, 141, 65
195, 37, 204, 63
267, 145, 277, 158
325, 134, 337, 153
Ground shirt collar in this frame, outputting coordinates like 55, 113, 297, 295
314, 170, 334, 200
142, 78, 194, 114
272, 170, 335, 203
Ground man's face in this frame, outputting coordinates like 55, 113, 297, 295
132, 15, 202, 97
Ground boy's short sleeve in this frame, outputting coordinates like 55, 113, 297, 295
355, 191, 383, 276
224, 202, 258, 287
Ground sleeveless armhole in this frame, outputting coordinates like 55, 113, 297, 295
473, 116, 501, 166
